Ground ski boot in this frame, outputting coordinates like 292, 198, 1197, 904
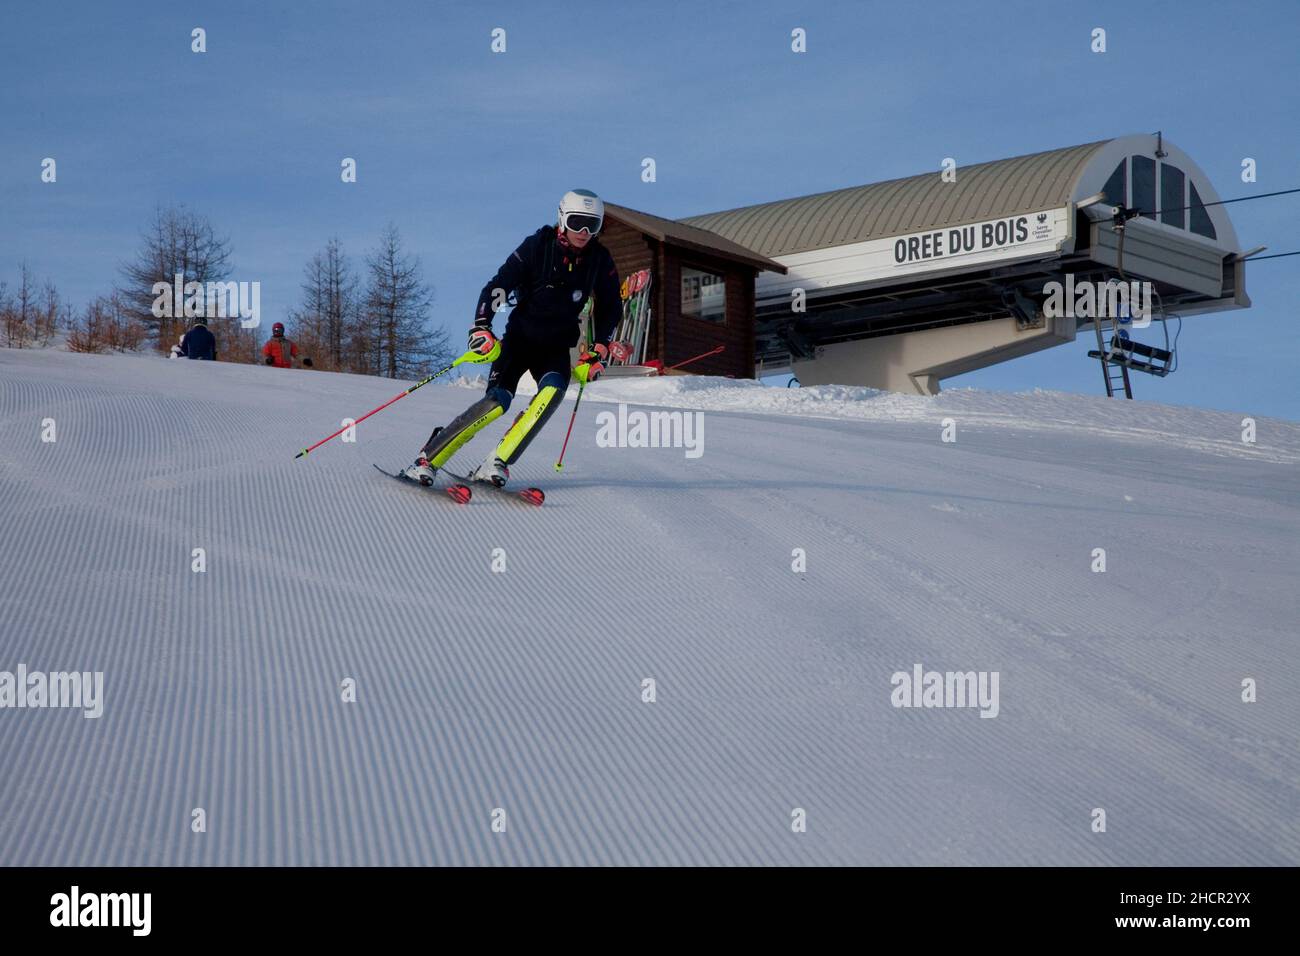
402, 426, 446, 485
403, 455, 437, 486
472, 455, 510, 488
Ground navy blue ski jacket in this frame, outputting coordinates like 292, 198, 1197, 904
179, 323, 216, 360
474, 225, 621, 348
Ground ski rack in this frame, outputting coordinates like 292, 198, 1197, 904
611, 269, 654, 365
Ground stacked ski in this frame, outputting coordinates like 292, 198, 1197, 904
611, 269, 653, 365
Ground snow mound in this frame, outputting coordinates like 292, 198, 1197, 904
574, 375, 1300, 465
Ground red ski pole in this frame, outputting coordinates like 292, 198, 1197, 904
294, 345, 498, 459
554, 379, 585, 473
665, 344, 725, 372
556, 324, 599, 473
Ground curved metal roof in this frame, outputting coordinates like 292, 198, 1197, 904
679, 140, 1113, 258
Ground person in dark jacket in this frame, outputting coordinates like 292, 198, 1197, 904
178, 320, 216, 360
404, 188, 622, 488
262, 322, 312, 368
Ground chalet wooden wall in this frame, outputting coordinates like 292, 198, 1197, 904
658, 250, 755, 378
598, 218, 757, 379
599, 220, 654, 280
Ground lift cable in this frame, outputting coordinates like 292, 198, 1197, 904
1120, 186, 1300, 261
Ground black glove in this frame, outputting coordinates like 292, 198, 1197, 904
468, 327, 498, 357
265, 355, 275, 366
302, 357, 313, 368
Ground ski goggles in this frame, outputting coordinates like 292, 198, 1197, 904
561, 212, 602, 235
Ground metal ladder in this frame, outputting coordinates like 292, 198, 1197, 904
1089, 315, 1133, 399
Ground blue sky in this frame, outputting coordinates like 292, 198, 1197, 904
2, 0, 1296, 417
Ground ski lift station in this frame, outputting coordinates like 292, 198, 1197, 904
601, 134, 1251, 397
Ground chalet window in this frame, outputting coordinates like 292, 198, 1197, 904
681, 266, 726, 322
1161, 164, 1186, 229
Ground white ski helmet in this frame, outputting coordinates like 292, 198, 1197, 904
557, 188, 604, 235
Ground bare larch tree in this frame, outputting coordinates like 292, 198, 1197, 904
361, 224, 450, 379
290, 237, 359, 372
118, 205, 233, 352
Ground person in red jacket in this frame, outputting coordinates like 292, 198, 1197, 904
262, 322, 312, 369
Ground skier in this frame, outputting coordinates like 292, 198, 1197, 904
263, 322, 312, 368
177, 319, 216, 361
404, 189, 622, 487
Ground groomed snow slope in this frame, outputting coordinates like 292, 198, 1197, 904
1, 348, 1297, 866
